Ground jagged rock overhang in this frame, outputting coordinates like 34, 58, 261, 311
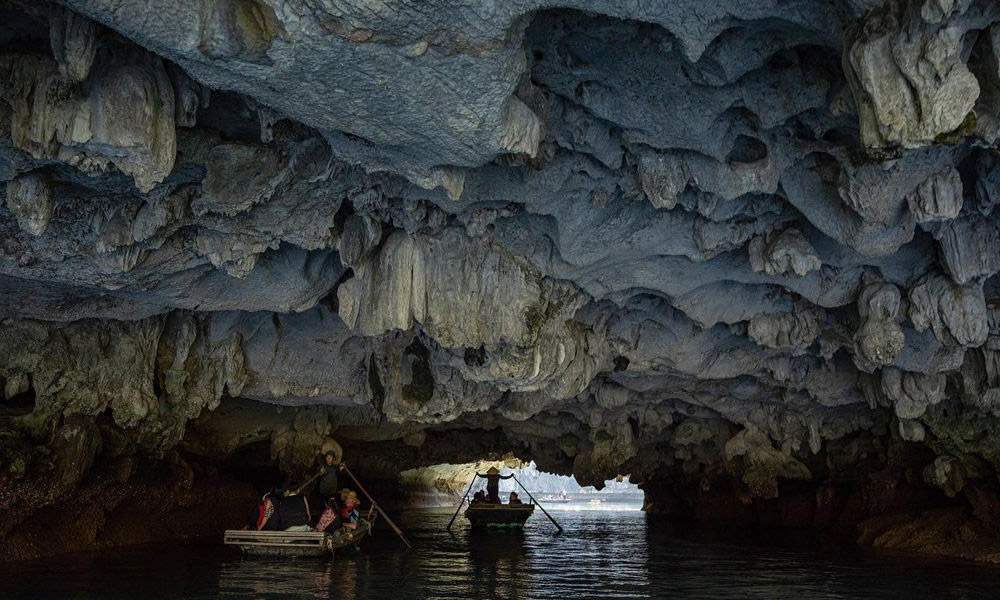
4, 0, 1000, 561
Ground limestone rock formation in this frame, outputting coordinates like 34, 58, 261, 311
844, 0, 993, 149
5, 171, 53, 236
880, 367, 946, 419
909, 272, 988, 347
907, 167, 964, 223
854, 281, 906, 369
48, 5, 99, 82
5, 49, 177, 193
724, 425, 812, 500
5, 0, 1000, 563
748, 228, 821, 278
747, 303, 823, 353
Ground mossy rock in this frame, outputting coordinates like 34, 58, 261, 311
934, 111, 977, 145
593, 429, 614, 443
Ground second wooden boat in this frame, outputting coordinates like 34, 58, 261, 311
464, 503, 535, 528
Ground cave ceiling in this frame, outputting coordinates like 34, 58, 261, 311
3, 0, 1000, 493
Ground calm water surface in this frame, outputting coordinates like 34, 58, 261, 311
3, 507, 1000, 599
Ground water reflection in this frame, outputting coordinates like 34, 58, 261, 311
4, 509, 1000, 599
466, 530, 530, 599
217, 559, 326, 598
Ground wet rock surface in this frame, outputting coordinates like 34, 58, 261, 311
5, 0, 1000, 563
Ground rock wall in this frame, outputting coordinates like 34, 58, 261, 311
0, 447, 256, 561
5, 0, 1000, 561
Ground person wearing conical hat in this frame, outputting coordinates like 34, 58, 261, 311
485, 466, 501, 504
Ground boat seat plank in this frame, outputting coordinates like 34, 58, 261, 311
223, 530, 325, 538
225, 541, 328, 549
224, 541, 326, 548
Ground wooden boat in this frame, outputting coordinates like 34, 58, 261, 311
464, 502, 535, 528
539, 493, 571, 503
224, 517, 375, 557
448, 469, 562, 533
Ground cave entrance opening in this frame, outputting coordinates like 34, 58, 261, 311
400, 461, 644, 510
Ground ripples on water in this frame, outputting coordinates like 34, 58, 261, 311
3, 508, 1000, 599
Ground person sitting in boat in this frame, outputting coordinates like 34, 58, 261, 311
278, 482, 312, 531
259, 487, 285, 531
255, 490, 274, 530
339, 489, 361, 530
471, 490, 486, 504
508, 491, 523, 504
316, 496, 342, 534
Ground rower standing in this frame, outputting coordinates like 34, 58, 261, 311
317, 451, 343, 500
485, 466, 502, 503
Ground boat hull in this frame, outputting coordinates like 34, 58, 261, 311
234, 542, 331, 558
224, 530, 333, 557
224, 518, 374, 557
464, 504, 535, 528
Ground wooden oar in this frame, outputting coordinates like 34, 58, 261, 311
446, 474, 479, 531
294, 470, 322, 495
512, 474, 563, 532
342, 464, 413, 549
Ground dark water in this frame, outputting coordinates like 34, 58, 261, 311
3, 507, 1000, 599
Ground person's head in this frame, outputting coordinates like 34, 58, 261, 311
324, 452, 335, 466
509, 492, 519, 500
286, 483, 300, 497
325, 496, 339, 510
342, 490, 360, 509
